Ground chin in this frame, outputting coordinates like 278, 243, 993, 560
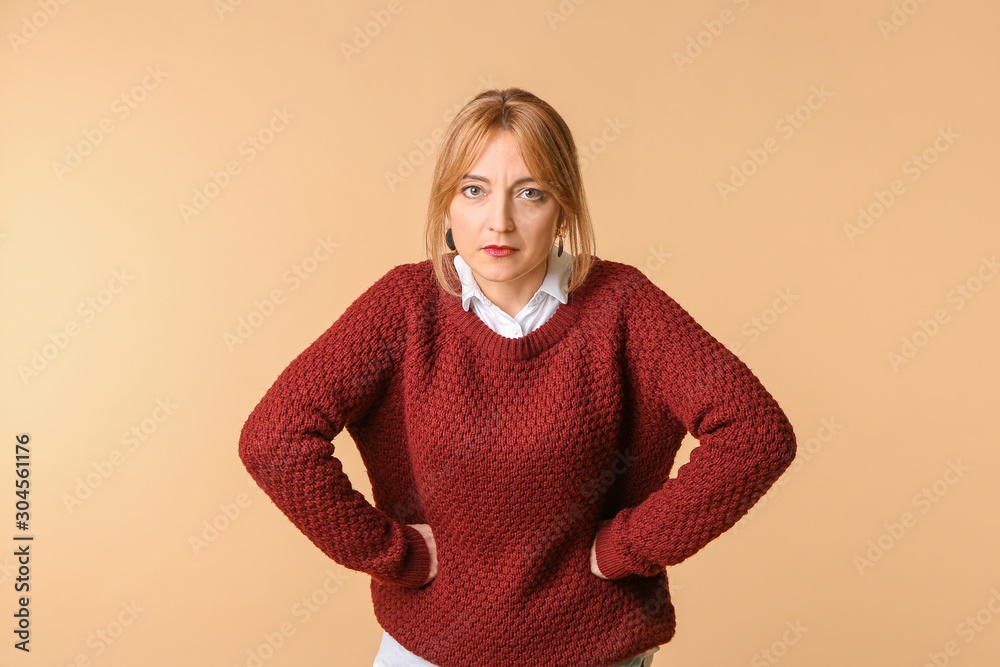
473, 262, 523, 280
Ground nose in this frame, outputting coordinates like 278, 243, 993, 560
488, 192, 514, 232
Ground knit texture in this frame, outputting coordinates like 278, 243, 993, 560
238, 255, 797, 667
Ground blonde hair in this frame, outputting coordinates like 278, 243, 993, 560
423, 87, 597, 298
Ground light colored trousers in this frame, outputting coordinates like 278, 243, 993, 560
374, 629, 659, 667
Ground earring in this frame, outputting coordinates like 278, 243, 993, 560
556, 229, 564, 257
445, 227, 456, 251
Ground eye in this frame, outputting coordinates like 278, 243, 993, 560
461, 185, 483, 198
521, 188, 545, 201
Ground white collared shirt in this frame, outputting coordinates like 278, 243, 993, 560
451, 244, 573, 339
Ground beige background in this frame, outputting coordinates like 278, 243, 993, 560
1, 0, 998, 665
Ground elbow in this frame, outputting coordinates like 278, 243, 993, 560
237, 419, 288, 500
237, 408, 277, 484
768, 411, 797, 477
237, 419, 256, 468
742, 406, 796, 485
237, 419, 263, 479
237, 400, 323, 491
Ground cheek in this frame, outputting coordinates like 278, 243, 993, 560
536, 198, 559, 218
448, 199, 473, 225
530, 202, 560, 228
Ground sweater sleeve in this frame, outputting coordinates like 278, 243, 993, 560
237, 265, 430, 588
593, 268, 796, 579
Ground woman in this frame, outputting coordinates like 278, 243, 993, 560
238, 88, 797, 667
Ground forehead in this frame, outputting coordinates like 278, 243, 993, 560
472, 130, 522, 159
464, 131, 534, 176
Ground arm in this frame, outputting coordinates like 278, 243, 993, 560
237, 265, 431, 587
593, 268, 796, 579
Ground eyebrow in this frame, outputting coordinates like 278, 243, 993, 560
461, 174, 537, 186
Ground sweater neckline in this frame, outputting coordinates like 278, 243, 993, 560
439, 257, 593, 360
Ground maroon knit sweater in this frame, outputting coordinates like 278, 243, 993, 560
238, 255, 796, 667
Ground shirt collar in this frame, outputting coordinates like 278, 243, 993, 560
452, 244, 573, 312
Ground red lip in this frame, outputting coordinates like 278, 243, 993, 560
483, 245, 514, 250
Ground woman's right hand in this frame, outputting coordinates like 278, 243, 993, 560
407, 523, 438, 585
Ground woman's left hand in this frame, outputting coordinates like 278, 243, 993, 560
407, 523, 438, 585
589, 520, 610, 579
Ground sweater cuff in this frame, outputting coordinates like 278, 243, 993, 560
594, 519, 636, 580
393, 524, 431, 588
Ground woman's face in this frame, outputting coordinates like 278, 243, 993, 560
448, 130, 562, 308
